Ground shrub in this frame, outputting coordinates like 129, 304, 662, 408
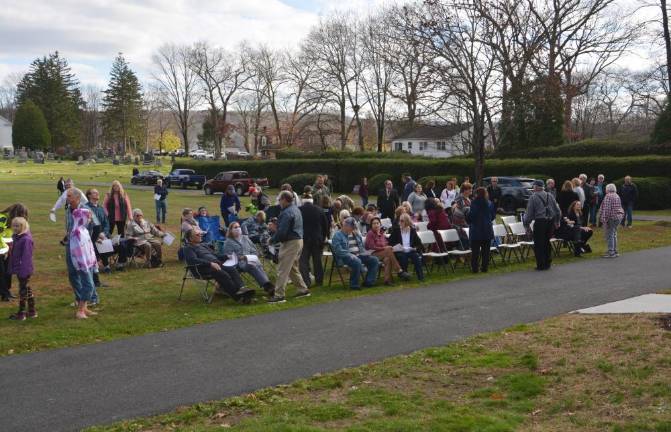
368, 173, 393, 195
12, 100, 50, 150
276, 150, 432, 160
173, 155, 671, 194
491, 138, 671, 159
612, 177, 671, 210
651, 102, 671, 145
280, 173, 324, 193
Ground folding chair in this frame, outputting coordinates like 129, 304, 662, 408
178, 262, 215, 304
439, 229, 471, 271
509, 222, 534, 261
414, 221, 429, 232
494, 224, 521, 264
197, 215, 226, 253
501, 215, 517, 228
417, 230, 448, 274
325, 241, 367, 288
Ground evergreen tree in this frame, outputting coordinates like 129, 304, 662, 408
102, 53, 145, 154
197, 117, 215, 151
651, 101, 671, 145
16, 52, 83, 152
12, 100, 51, 150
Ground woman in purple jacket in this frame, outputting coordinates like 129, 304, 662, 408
8, 217, 36, 320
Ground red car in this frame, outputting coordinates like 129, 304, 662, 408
203, 171, 269, 195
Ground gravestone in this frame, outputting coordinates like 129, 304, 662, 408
112, 157, 120, 166
17, 150, 28, 163
33, 151, 45, 164
46, 152, 55, 161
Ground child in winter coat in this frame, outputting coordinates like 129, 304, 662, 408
8, 217, 36, 320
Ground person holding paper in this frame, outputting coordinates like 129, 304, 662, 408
219, 185, 241, 227
50, 179, 88, 226
364, 217, 410, 286
223, 222, 275, 296
126, 208, 165, 268
183, 229, 254, 303
154, 179, 168, 224
388, 213, 424, 281
331, 217, 380, 290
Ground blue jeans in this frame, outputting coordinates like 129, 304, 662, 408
66, 248, 95, 302
155, 200, 167, 223
340, 254, 380, 288
589, 205, 598, 225
395, 251, 424, 280
621, 203, 633, 227
238, 260, 270, 287
606, 218, 619, 255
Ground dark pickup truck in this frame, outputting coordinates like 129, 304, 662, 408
166, 169, 207, 189
203, 171, 269, 195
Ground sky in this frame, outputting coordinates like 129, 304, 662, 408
0, 0, 393, 87
0, 0, 661, 89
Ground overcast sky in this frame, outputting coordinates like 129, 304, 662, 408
0, 0, 661, 88
0, 0, 393, 86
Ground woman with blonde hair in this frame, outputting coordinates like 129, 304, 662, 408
103, 180, 133, 237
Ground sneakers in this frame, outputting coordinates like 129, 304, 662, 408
294, 290, 311, 299
27, 310, 38, 319
9, 312, 26, 321
103, 266, 112, 274
602, 253, 619, 258
235, 286, 253, 296
267, 295, 286, 304
398, 271, 411, 281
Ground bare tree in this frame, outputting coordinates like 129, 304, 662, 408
251, 45, 286, 146
82, 84, 102, 151
281, 50, 321, 147
661, 0, 671, 91
152, 44, 201, 154
413, 1, 499, 183
362, 13, 395, 151
0, 72, 23, 121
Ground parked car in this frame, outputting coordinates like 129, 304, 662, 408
131, 170, 164, 185
482, 176, 536, 214
203, 171, 269, 196
166, 169, 207, 189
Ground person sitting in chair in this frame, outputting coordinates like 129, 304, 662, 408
182, 230, 255, 303
126, 208, 166, 267
241, 211, 268, 243
223, 221, 275, 297
331, 217, 380, 290
557, 200, 593, 257
388, 213, 425, 281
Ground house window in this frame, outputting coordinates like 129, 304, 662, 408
407, 142, 413, 150
395, 142, 403, 151
419, 141, 427, 150
437, 141, 446, 151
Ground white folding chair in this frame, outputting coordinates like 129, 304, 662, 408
380, 218, 392, 229
414, 221, 429, 232
494, 223, 521, 264
417, 230, 448, 274
440, 229, 471, 271
509, 222, 534, 261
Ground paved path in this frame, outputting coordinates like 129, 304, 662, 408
2, 246, 671, 432
634, 214, 671, 222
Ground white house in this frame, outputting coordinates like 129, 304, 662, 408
390, 124, 471, 158
0, 115, 11, 151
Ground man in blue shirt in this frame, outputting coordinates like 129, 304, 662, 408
331, 217, 380, 290
267, 191, 311, 303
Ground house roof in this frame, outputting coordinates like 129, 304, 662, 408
392, 124, 469, 141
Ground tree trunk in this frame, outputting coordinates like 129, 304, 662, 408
662, 0, 671, 94
356, 113, 364, 151
340, 97, 347, 150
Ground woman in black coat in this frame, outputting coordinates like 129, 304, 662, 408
556, 180, 579, 216
388, 213, 424, 281
466, 187, 496, 273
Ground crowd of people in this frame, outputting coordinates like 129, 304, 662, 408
0, 170, 639, 319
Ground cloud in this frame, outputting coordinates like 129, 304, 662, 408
0, 0, 319, 85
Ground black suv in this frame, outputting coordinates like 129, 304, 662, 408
482, 176, 536, 214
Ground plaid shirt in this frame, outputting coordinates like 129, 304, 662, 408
600, 192, 624, 224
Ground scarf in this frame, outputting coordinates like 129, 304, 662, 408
69, 208, 98, 271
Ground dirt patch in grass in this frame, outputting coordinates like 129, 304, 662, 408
88, 314, 671, 432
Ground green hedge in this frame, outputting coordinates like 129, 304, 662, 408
276, 150, 432, 160
280, 173, 325, 193
368, 173, 393, 195
492, 139, 671, 159
417, 175, 459, 189
613, 177, 671, 210
174, 155, 671, 194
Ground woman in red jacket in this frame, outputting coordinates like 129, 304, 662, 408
364, 218, 410, 285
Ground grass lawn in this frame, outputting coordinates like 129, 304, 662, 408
87, 312, 671, 432
637, 210, 671, 218
2, 160, 671, 358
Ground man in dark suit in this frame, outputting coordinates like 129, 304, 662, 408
377, 180, 400, 220
299, 199, 330, 287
